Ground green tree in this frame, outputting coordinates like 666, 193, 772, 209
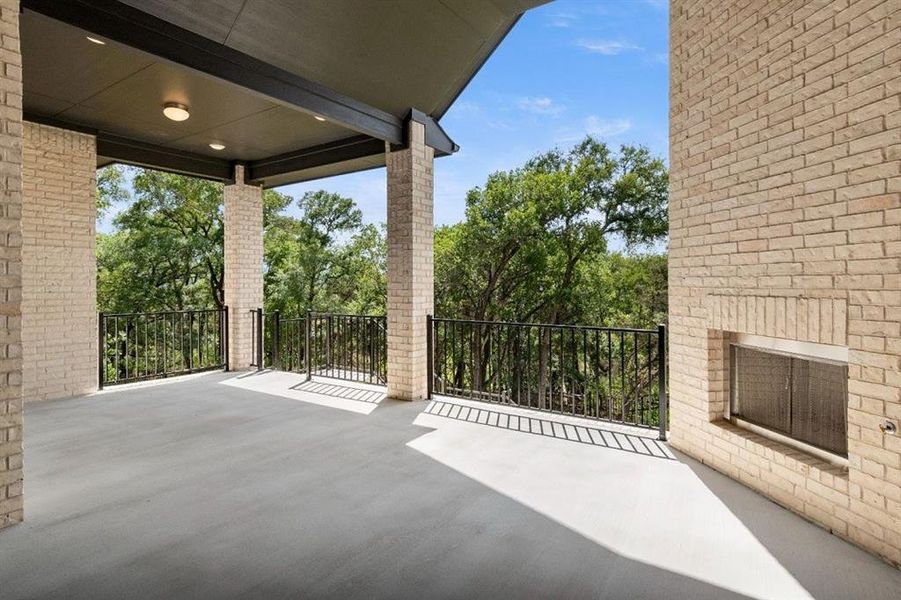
436, 136, 668, 327
96, 165, 130, 217
97, 168, 291, 312
263, 190, 385, 315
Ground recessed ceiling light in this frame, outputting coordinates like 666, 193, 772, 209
86, 36, 106, 45
314, 115, 326, 122
162, 102, 190, 122
209, 142, 226, 151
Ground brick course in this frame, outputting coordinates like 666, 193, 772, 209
386, 120, 434, 401
670, 0, 900, 564
0, 0, 22, 530
223, 165, 263, 370
22, 122, 97, 402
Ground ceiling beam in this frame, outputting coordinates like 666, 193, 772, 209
22, 0, 405, 145
246, 108, 458, 186
245, 135, 386, 186
25, 112, 234, 181
96, 135, 235, 182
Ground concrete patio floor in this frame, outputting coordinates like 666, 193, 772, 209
1, 371, 899, 599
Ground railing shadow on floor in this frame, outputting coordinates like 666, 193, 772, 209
289, 379, 386, 404
233, 368, 275, 380
423, 398, 675, 460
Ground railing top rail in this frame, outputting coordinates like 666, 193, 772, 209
431, 316, 660, 334
101, 308, 225, 318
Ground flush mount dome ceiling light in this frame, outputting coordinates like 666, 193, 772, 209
314, 115, 326, 122
209, 142, 225, 151
162, 102, 190, 122
86, 36, 105, 45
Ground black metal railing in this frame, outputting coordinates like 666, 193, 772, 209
307, 312, 387, 384
429, 316, 667, 438
257, 310, 387, 385
99, 308, 228, 387
263, 312, 307, 373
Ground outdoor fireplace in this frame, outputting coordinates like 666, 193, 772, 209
729, 334, 848, 460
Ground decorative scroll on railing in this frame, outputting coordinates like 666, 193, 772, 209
99, 308, 228, 387
260, 311, 387, 385
428, 317, 667, 438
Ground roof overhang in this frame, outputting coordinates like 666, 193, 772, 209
20, 0, 546, 187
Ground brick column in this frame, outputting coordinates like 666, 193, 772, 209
0, 0, 23, 530
224, 164, 263, 370
22, 122, 97, 402
386, 120, 434, 401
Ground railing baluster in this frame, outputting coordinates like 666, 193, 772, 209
428, 317, 662, 430
97, 308, 228, 386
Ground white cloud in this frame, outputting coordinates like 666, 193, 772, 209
516, 96, 564, 116
584, 116, 633, 137
554, 116, 633, 145
450, 100, 481, 115
576, 39, 642, 55
545, 13, 576, 28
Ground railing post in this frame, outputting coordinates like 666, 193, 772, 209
426, 314, 433, 399
98, 312, 105, 390
187, 311, 194, 371
256, 308, 264, 371
326, 314, 333, 374
304, 309, 312, 381
657, 323, 667, 441
273, 310, 281, 369
223, 306, 230, 371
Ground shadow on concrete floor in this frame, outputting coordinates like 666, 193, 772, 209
2, 371, 898, 599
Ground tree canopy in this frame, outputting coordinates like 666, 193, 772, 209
436, 138, 668, 327
97, 136, 667, 328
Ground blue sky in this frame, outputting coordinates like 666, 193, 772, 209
282, 0, 669, 226
100, 1, 668, 231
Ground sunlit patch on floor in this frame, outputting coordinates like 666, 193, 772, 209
221, 371, 384, 415
410, 404, 816, 600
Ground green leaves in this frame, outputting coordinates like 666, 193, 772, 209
98, 168, 224, 312
437, 135, 668, 327
263, 191, 381, 315
98, 134, 667, 329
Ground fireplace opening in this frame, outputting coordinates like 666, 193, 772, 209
729, 341, 848, 458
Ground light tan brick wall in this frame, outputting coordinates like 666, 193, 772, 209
386, 120, 434, 401
670, 0, 900, 565
22, 122, 97, 402
0, 0, 22, 530
224, 165, 263, 370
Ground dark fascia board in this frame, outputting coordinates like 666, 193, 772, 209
245, 135, 386, 186
407, 108, 459, 156
23, 111, 97, 136
22, 0, 405, 145
247, 110, 457, 186
97, 133, 235, 183
25, 112, 235, 181
97, 135, 235, 182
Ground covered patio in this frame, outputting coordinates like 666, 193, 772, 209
2, 372, 899, 599
2, 0, 899, 590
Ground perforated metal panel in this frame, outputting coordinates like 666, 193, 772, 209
731, 346, 791, 434
791, 358, 848, 455
730, 345, 848, 457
